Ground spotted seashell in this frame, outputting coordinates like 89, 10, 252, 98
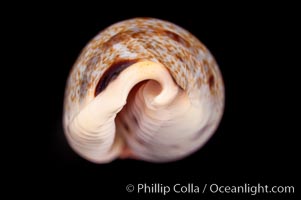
63, 18, 224, 163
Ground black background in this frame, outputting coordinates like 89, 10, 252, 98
8, 2, 299, 199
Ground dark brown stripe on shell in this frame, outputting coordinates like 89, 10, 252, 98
95, 59, 138, 96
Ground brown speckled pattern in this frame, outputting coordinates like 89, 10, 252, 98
64, 18, 224, 124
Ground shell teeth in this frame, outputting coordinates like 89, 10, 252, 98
67, 61, 208, 163
67, 61, 185, 163
63, 18, 225, 163
122, 81, 204, 162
